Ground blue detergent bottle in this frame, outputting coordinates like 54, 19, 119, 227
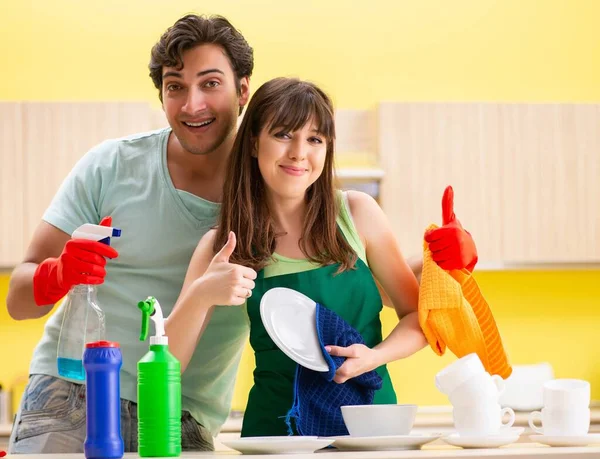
57, 223, 121, 380
83, 340, 124, 459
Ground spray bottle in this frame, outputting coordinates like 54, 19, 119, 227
137, 296, 181, 457
57, 223, 122, 380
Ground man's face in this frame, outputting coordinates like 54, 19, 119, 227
162, 44, 249, 156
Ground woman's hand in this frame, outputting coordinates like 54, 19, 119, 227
424, 186, 478, 272
167, 231, 256, 373
192, 231, 257, 307
325, 344, 382, 384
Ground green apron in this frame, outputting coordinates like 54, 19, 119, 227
241, 257, 397, 437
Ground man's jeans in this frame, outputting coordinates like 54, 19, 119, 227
8, 374, 214, 454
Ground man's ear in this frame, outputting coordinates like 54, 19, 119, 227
238, 76, 250, 110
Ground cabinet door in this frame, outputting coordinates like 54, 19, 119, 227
21, 102, 158, 247
378, 103, 503, 262
378, 102, 600, 264
0, 103, 25, 267
496, 104, 600, 262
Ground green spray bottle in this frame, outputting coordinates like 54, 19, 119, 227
137, 296, 181, 457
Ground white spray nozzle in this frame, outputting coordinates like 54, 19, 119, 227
138, 296, 168, 346
72, 223, 122, 245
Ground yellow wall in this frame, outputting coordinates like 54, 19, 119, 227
3, 271, 600, 412
1, 0, 599, 106
2, 0, 600, 413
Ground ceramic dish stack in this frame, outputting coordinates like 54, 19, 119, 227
528, 379, 600, 447
435, 354, 523, 448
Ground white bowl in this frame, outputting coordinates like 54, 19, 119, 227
341, 404, 418, 437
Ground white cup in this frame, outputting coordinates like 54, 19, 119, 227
543, 379, 590, 410
449, 372, 506, 406
435, 353, 486, 395
453, 402, 515, 436
528, 407, 590, 436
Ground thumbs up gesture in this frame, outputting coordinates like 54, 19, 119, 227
200, 232, 257, 306
424, 186, 478, 272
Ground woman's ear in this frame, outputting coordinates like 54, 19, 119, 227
251, 138, 258, 158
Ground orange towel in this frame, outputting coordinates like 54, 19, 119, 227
418, 224, 512, 379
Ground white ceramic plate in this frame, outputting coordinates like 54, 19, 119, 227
331, 434, 441, 451
221, 436, 334, 454
260, 287, 329, 372
442, 428, 523, 449
529, 433, 600, 447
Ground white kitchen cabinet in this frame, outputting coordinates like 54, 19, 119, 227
0, 102, 166, 267
0, 103, 26, 267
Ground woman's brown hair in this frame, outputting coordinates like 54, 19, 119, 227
213, 77, 357, 273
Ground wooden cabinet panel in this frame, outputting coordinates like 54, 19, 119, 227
0, 103, 25, 267
378, 103, 600, 264
378, 103, 504, 261
21, 102, 160, 248
497, 104, 600, 262
1, 101, 597, 266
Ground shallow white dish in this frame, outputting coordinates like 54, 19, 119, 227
529, 433, 600, 447
330, 433, 440, 451
221, 436, 334, 454
442, 428, 522, 449
260, 287, 328, 372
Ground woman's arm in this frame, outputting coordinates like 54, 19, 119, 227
166, 230, 257, 372
327, 191, 426, 383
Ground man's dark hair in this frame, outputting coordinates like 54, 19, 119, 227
149, 14, 254, 109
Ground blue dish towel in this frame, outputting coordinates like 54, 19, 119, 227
285, 303, 383, 437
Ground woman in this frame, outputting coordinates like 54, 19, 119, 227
167, 77, 427, 437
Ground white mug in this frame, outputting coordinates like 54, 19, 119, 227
436, 353, 486, 395
449, 372, 506, 406
453, 402, 515, 436
528, 407, 590, 436
543, 379, 590, 410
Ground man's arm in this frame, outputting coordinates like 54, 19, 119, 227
7, 222, 71, 320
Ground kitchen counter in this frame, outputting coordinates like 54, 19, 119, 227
5, 406, 600, 456
9, 444, 600, 458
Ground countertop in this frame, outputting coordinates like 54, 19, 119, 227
9, 445, 600, 458
4, 406, 600, 457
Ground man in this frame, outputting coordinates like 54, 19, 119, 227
7, 14, 253, 453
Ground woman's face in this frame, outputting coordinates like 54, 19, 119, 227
255, 119, 328, 201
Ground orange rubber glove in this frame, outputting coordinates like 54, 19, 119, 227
424, 186, 478, 272
33, 217, 119, 306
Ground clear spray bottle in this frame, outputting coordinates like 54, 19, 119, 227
57, 223, 121, 380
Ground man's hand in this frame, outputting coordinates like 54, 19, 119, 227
32, 216, 119, 306
192, 232, 257, 307
424, 186, 478, 272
